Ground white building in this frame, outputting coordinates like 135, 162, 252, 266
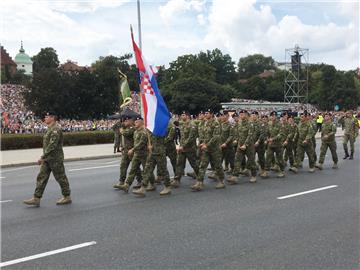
14, 41, 33, 76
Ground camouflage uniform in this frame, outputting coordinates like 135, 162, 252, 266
232, 119, 257, 177
282, 121, 295, 167
174, 120, 199, 181
265, 119, 285, 172
165, 123, 177, 175
253, 119, 266, 171
318, 121, 338, 164
118, 125, 139, 183
340, 115, 358, 157
310, 119, 318, 162
112, 121, 122, 152
125, 127, 149, 186
34, 123, 71, 199
197, 118, 225, 182
141, 134, 170, 187
293, 121, 316, 169
220, 120, 234, 171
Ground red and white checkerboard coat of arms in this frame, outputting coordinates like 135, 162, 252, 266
140, 73, 155, 95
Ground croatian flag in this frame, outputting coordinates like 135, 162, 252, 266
131, 29, 170, 137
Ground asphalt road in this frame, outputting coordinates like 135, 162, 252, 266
1, 138, 359, 270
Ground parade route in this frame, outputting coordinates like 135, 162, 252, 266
1, 138, 358, 269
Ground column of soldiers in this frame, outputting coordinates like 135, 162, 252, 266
23, 109, 359, 206
111, 109, 358, 198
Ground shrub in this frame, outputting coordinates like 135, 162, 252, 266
1, 131, 114, 150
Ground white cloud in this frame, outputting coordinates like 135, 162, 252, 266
48, 0, 129, 13
159, 0, 206, 25
202, 0, 358, 70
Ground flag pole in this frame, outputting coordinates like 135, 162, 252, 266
137, 0, 142, 51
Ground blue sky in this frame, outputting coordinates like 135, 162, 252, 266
1, 0, 358, 70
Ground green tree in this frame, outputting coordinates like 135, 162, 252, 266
32, 47, 60, 72
238, 54, 275, 79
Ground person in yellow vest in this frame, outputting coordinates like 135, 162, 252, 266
316, 113, 324, 132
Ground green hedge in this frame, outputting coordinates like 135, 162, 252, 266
1, 131, 114, 150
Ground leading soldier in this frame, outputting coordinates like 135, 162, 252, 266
339, 111, 358, 159
24, 111, 71, 207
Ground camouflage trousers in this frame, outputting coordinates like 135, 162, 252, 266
233, 146, 257, 177
166, 143, 177, 175
197, 149, 224, 182
119, 151, 141, 182
175, 150, 199, 180
114, 134, 121, 148
265, 146, 285, 171
126, 153, 148, 185
222, 146, 234, 170
34, 160, 70, 198
311, 137, 317, 162
294, 142, 315, 168
319, 140, 338, 164
283, 142, 295, 167
255, 144, 266, 170
343, 134, 356, 153
142, 152, 170, 187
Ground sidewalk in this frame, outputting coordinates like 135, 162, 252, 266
1, 143, 120, 168
0, 128, 344, 168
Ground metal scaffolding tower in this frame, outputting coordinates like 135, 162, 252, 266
284, 45, 309, 103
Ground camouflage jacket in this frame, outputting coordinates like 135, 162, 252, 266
321, 121, 336, 142
133, 127, 148, 155
295, 121, 314, 143
202, 119, 221, 152
234, 119, 255, 148
165, 123, 176, 146
220, 121, 233, 146
41, 123, 64, 161
340, 116, 358, 136
149, 134, 166, 155
179, 120, 198, 151
267, 119, 285, 147
120, 126, 135, 150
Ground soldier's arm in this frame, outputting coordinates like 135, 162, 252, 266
244, 124, 255, 146
183, 124, 197, 148
122, 127, 134, 138
305, 125, 313, 141
225, 125, 234, 145
133, 131, 147, 151
42, 130, 60, 159
207, 122, 221, 147
328, 124, 336, 137
165, 125, 175, 144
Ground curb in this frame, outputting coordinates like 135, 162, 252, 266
1, 154, 121, 169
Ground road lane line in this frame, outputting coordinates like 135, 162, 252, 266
0, 176, 6, 179
0, 200, 12, 203
69, 164, 118, 172
1, 166, 37, 173
0, 241, 97, 267
277, 185, 338, 200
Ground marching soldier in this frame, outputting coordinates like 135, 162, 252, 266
228, 110, 257, 184
261, 111, 286, 178
315, 113, 338, 170
133, 131, 172, 196
170, 112, 199, 188
24, 111, 71, 207
220, 112, 234, 173
165, 121, 177, 176
290, 112, 316, 173
112, 120, 122, 153
113, 116, 140, 189
192, 109, 225, 191
284, 116, 296, 167
251, 111, 266, 175
117, 117, 152, 192
339, 111, 358, 159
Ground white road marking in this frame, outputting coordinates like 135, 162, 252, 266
0, 200, 12, 203
277, 185, 338, 200
0, 241, 97, 267
102, 160, 119, 164
1, 166, 37, 173
69, 164, 118, 172
0, 176, 6, 179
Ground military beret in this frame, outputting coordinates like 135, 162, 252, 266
251, 111, 259, 115
215, 112, 223, 117
122, 116, 133, 120
239, 110, 247, 114
181, 111, 190, 116
270, 111, 277, 116
205, 108, 214, 113
198, 110, 204, 114
261, 115, 268, 119
134, 116, 143, 120
45, 111, 57, 117
232, 112, 239, 117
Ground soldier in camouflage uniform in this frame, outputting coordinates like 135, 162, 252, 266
113, 117, 141, 189
165, 121, 177, 175
220, 112, 234, 173
112, 120, 122, 153
310, 115, 318, 162
170, 112, 199, 188
133, 132, 172, 196
339, 111, 359, 159
283, 116, 296, 167
192, 109, 226, 191
290, 112, 316, 173
261, 111, 286, 178
251, 112, 266, 175
228, 110, 257, 184
315, 113, 338, 170
118, 117, 152, 192
24, 112, 71, 207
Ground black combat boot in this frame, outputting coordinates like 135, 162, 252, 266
349, 151, 354, 160
343, 149, 349, 159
